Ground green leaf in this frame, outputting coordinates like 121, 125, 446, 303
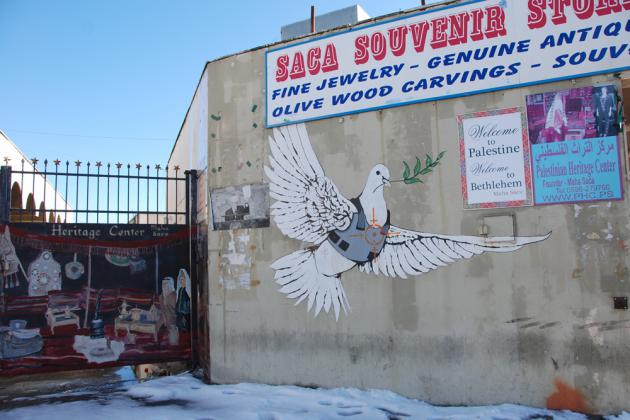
403, 177, 423, 185
437, 150, 446, 160
403, 161, 411, 180
426, 154, 433, 168
414, 157, 422, 176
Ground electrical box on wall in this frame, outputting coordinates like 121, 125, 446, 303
480, 214, 516, 241
613, 296, 628, 310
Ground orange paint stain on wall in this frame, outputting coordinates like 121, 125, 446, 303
546, 379, 589, 414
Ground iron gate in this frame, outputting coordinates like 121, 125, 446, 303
0, 159, 199, 376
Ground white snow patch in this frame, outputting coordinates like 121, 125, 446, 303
2, 373, 628, 419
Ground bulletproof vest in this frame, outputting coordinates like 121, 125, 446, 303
327, 198, 390, 263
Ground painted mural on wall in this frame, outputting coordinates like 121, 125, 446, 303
526, 85, 623, 204
0, 223, 192, 376
265, 123, 549, 320
210, 183, 270, 230
458, 107, 533, 209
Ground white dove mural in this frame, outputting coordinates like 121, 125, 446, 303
264, 123, 549, 320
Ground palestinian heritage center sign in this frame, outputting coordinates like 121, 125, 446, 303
458, 108, 532, 209
526, 85, 623, 204
265, 0, 630, 127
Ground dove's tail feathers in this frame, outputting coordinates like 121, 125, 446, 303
272, 249, 350, 320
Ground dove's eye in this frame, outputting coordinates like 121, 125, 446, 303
376, 171, 381, 175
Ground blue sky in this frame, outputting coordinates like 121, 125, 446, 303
0, 0, 431, 168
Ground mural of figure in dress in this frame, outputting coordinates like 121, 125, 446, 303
175, 269, 191, 331
159, 277, 177, 330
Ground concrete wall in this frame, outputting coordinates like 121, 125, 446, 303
168, 70, 209, 224
194, 24, 630, 419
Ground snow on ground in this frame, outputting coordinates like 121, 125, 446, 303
2, 369, 629, 420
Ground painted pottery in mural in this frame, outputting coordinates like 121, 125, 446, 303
0, 228, 20, 276
0, 320, 43, 359
64, 253, 84, 280
27, 250, 62, 296
105, 253, 131, 267
129, 256, 147, 275
0, 227, 25, 289
265, 123, 550, 320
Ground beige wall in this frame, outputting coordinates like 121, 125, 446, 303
156, 4, 630, 412
199, 45, 630, 414
168, 70, 209, 224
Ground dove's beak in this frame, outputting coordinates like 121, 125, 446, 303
383, 177, 391, 187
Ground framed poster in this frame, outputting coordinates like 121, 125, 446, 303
526, 85, 623, 205
210, 183, 270, 230
458, 107, 533, 209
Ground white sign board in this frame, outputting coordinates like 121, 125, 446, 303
265, 0, 630, 127
458, 108, 532, 209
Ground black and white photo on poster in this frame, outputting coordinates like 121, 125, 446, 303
210, 183, 270, 230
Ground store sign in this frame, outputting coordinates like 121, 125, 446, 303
458, 108, 532, 209
265, 0, 630, 127
526, 85, 623, 204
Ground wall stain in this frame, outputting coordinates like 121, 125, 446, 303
546, 379, 589, 414
538, 322, 560, 329
519, 321, 541, 329
506, 317, 532, 324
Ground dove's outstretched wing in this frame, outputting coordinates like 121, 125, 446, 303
359, 226, 550, 278
265, 124, 356, 244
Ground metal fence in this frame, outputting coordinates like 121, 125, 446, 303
0, 159, 194, 225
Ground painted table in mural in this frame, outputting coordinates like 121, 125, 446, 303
114, 318, 159, 342
45, 307, 80, 334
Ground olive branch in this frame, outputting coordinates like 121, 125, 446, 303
394, 151, 446, 185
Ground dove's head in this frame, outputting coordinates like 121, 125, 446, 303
366, 164, 391, 193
